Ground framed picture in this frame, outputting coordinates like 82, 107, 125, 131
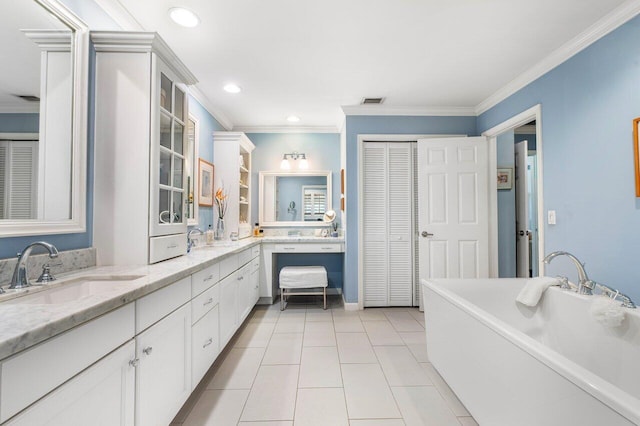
497, 167, 513, 190
633, 117, 640, 196
198, 158, 214, 206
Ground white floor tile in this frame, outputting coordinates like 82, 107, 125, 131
274, 317, 306, 333
374, 346, 431, 386
303, 321, 336, 346
349, 420, 405, 426
294, 388, 349, 426
336, 332, 377, 364
384, 312, 424, 332
421, 363, 470, 417
238, 422, 293, 425
299, 346, 342, 388
407, 309, 424, 322
262, 332, 303, 365
391, 386, 460, 426
305, 309, 333, 322
341, 364, 401, 419
398, 332, 426, 345
182, 389, 249, 426
241, 365, 299, 422
406, 343, 430, 363
363, 321, 405, 346
358, 309, 388, 321
234, 322, 276, 348
333, 316, 365, 333
207, 347, 265, 390
250, 307, 281, 323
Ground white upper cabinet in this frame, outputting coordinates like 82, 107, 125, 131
91, 32, 197, 265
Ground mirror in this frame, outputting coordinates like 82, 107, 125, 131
259, 170, 332, 227
0, 0, 88, 237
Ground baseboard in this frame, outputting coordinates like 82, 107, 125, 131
342, 294, 360, 311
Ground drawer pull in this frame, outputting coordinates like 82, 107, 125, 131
203, 297, 214, 306
237, 276, 244, 281
203, 338, 213, 348
283, 247, 295, 251
129, 358, 139, 368
321, 247, 333, 250
143, 346, 153, 356
167, 244, 178, 249
203, 274, 214, 282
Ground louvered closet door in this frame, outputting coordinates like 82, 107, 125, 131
0, 141, 38, 220
362, 142, 414, 307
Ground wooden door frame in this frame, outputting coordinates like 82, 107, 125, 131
482, 104, 544, 278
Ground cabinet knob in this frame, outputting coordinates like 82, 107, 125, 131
129, 358, 139, 368
143, 346, 153, 356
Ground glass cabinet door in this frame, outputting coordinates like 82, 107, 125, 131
154, 70, 187, 233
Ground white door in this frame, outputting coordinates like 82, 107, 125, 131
362, 142, 414, 307
417, 137, 490, 281
515, 141, 529, 277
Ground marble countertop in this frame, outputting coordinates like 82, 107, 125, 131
0, 238, 260, 360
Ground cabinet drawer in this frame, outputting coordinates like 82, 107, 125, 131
251, 244, 260, 259
219, 254, 238, 279
0, 304, 135, 423
192, 262, 220, 297
149, 234, 187, 264
250, 257, 260, 273
238, 248, 252, 267
191, 283, 219, 325
191, 305, 219, 387
275, 243, 342, 253
136, 276, 191, 333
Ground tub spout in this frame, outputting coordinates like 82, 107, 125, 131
543, 251, 594, 295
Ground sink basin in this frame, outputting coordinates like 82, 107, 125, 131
9, 275, 144, 305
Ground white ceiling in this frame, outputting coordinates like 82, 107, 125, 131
107, 0, 631, 130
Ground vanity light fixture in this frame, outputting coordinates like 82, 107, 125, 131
280, 151, 308, 170
168, 7, 200, 28
223, 83, 242, 94
287, 115, 300, 123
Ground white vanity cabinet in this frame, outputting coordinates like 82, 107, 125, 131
219, 269, 239, 348
213, 132, 255, 239
92, 32, 198, 265
6, 341, 136, 426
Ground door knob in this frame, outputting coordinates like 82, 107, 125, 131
421, 231, 434, 238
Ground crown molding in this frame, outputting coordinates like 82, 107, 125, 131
341, 105, 476, 116
93, 0, 144, 30
475, 0, 640, 115
189, 86, 233, 131
232, 125, 340, 134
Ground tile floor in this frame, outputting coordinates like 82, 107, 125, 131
171, 296, 478, 426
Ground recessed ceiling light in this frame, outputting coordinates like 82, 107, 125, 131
223, 83, 242, 94
287, 115, 300, 123
168, 7, 200, 28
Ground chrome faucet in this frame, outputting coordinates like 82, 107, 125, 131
187, 228, 204, 253
595, 282, 637, 309
9, 242, 59, 290
543, 251, 595, 295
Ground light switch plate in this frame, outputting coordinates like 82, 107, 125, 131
547, 210, 557, 225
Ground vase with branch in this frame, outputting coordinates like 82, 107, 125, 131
214, 185, 228, 240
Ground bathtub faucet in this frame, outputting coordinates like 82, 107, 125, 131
543, 251, 595, 295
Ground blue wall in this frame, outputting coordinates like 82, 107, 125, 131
344, 116, 477, 303
0, 113, 39, 133
497, 130, 516, 277
187, 96, 226, 232
248, 132, 343, 291
477, 15, 640, 302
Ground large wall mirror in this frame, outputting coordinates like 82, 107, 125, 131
0, 0, 88, 237
259, 171, 332, 227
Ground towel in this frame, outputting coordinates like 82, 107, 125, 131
590, 296, 626, 327
516, 276, 561, 307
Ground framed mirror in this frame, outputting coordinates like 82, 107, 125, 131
259, 170, 332, 227
0, 0, 88, 237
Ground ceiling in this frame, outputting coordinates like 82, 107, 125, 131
105, 0, 631, 130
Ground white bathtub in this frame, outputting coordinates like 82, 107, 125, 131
422, 278, 640, 426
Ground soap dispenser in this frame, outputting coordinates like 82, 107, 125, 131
206, 224, 214, 245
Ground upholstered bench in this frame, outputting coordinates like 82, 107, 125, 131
279, 266, 328, 310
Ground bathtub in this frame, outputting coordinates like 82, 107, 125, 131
422, 278, 640, 426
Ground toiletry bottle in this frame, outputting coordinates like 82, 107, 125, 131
253, 223, 260, 237
206, 224, 214, 245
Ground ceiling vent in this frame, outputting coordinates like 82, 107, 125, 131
15, 95, 40, 102
361, 97, 384, 105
